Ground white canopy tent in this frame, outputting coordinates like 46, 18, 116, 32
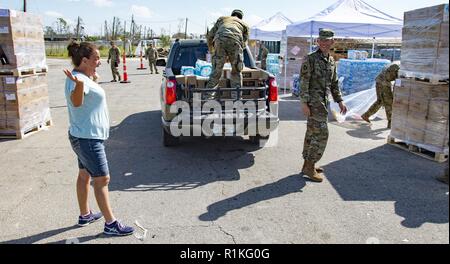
286, 0, 403, 46
250, 12, 293, 41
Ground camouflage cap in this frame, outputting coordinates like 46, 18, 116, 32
388, 63, 400, 72
231, 9, 244, 19
318, 29, 335, 40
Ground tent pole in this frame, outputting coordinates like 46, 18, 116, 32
310, 21, 314, 52
371, 37, 375, 59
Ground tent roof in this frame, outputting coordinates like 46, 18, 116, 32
250, 12, 293, 41
286, 0, 403, 38
308, 0, 402, 24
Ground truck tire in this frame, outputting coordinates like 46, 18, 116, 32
163, 126, 180, 147
249, 134, 269, 145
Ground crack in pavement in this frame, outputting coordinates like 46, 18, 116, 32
217, 224, 236, 244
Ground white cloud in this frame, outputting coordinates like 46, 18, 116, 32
45, 11, 64, 18
131, 5, 153, 18
89, 0, 113, 7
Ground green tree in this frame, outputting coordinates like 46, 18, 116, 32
159, 35, 171, 48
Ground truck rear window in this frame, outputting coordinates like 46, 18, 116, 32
172, 45, 253, 75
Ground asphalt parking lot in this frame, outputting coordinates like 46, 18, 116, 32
0, 58, 448, 244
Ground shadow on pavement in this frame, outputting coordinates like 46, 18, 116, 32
199, 174, 307, 221
278, 100, 307, 122
0, 226, 79, 244
323, 144, 449, 228
106, 111, 260, 192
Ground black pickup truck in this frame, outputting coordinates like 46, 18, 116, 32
160, 39, 279, 146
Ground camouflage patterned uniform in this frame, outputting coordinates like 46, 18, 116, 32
260, 45, 269, 70
145, 45, 159, 74
206, 10, 249, 94
108, 44, 121, 82
300, 46, 343, 164
361, 63, 400, 128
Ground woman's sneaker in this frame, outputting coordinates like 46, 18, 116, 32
78, 211, 103, 227
104, 220, 135, 236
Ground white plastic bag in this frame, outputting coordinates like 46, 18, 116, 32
330, 85, 379, 123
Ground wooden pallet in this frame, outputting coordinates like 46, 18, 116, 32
0, 67, 48, 77
0, 119, 52, 140
387, 136, 448, 163
399, 75, 449, 85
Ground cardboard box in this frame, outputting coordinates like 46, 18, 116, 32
424, 130, 449, 149
428, 100, 449, 121
426, 119, 449, 135
1, 74, 47, 91
196, 76, 209, 88
409, 81, 449, 99
408, 98, 429, 113
405, 127, 425, 143
242, 68, 264, 79
391, 119, 406, 139
406, 111, 427, 130
404, 4, 449, 26
242, 90, 262, 99
185, 75, 197, 89
175, 75, 185, 86
0, 10, 47, 71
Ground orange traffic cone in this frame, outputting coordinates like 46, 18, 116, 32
120, 51, 131, 83
137, 50, 147, 70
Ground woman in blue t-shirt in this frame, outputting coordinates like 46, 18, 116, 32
64, 41, 134, 236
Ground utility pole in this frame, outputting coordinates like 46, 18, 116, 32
23, 0, 27, 12
184, 18, 188, 39
112, 17, 116, 40
131, 15, 135, 40
104, 20, 108, 40
76, 16, 80, 41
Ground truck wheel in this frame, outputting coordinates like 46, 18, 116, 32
163, 127, 180, 147
249, 134, 269, 145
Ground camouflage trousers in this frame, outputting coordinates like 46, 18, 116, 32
206, 37, 244, 89
362, 82, 393, 123
302, 103, 329, 163
110, 61, 121, 81
261, 60, 267, 70
148, 59, 158, 73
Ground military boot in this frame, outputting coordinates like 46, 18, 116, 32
361, 114, 371, 124
301, 163, 324, 173
302, 160, 324, 183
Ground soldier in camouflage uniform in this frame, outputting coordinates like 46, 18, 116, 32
107, 41, 121, 82
206, 9, 249, 99
145, 43, 159, 74
260, 43, 269, 70
300, 29, 348, 183
361, 63, 400, 129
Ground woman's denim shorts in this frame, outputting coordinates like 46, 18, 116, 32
68, 132, 109, 177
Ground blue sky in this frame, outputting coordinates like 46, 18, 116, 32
0, 0, 446, 35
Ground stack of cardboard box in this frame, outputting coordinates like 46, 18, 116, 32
391, 4, 449, 156
278, 37, 310, 90
175, 68, 268, 100
400, 4, 449, 81
0, 9, 51, 139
